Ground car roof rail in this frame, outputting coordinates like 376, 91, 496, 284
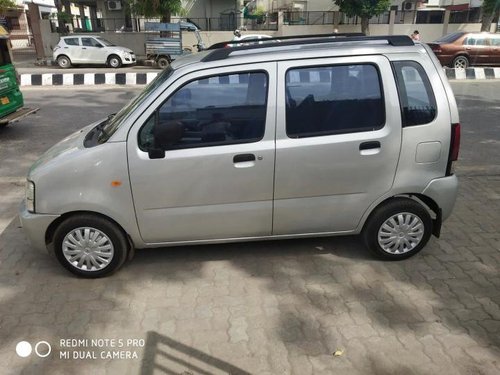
202, 34, 414, 63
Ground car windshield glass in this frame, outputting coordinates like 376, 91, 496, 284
96, 38, 116, 46
98, 67, 173, 143
434, 32, 464, 43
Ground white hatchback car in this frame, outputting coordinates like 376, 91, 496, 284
53, 35, 136, 68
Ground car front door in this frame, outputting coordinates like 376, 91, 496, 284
488, 35, 500, 66
273, 56, 402, 235
127, 63, 276, 243
81, 37, 107, 64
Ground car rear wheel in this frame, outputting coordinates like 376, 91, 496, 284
363, 198, 432, 260
108, 55, 122, 68
452, 55, 469, 69
57, 55, 71, 69
157, 56, 170, 69
53, 214, 129, 278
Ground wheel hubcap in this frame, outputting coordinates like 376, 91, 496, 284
377, 213, 424, 254
62, 227, 114, 271
455, 59, 466, 69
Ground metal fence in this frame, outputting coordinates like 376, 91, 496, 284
50, 15, 278, 33
283, 11, 335, 25
340, 12, 390, 25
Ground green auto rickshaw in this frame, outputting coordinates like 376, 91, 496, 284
0, 25, 37, 125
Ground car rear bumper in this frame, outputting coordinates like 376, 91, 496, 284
422, 174, 459, 221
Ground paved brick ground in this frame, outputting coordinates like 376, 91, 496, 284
0, 85, 499, 374
0, 175, 499, 375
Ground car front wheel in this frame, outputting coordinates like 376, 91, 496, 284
108, 55, 122, 68
363, 198, 432, 260
53, 214, 129, 277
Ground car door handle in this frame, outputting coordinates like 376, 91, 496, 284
233, 154, 256, 163
359, 141, 381, 156
359, 141, 380, 150
82, 47, 87, 49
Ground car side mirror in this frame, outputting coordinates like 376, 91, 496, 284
148, 148, 165, 159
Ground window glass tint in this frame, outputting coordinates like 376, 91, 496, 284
392, 61, 437, 127
491, 37, 500, 46
64, 38, 79, 46
139, 72, 267, 151
82, 38, 101, 47
434, 32, 464, 43
464, 36, 486, 46
285, 64, 385, 138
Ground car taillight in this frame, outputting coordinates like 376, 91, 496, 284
446, 123, 461, 175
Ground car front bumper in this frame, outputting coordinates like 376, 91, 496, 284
19, 200, 60, 253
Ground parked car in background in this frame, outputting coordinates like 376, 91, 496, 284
427, 32, 500, 69
53, 35, 136, 69
232, 33, 272, 42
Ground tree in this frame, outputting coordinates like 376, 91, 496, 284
128, 0, 182, 23
334, 0, 391, 35
0, 0, 16, 14
480, 0, 500, 32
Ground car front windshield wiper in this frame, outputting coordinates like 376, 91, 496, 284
97, 114, 115, 143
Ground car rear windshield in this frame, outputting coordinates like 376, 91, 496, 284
434, 32, 464, 43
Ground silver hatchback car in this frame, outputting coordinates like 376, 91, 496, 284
21, 34, 460, 277
53, 35, 136, 68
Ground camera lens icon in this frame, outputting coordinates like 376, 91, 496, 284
16, 341, 51, 358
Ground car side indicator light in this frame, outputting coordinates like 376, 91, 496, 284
111, 180, 122, 187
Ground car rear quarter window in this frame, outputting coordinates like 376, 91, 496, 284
285, 64, 385, 138
392, 61, 437, 127
64, 38, 79, 46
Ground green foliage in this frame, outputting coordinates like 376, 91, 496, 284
127, 0, 182, 19
482, 0, 500, 13
0, 0, 17, 14
50, 12, 73, 23
334, 0, 391, 18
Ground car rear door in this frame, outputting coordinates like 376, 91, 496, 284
127, 63, 276, 243
273, 55, 402, 235
463, 35, 490, 65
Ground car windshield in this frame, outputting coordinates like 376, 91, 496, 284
97, 67, 173, 143
434, 32, 464, 43
96, 38, 116, 47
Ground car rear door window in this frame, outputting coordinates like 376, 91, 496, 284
285, 64, 385, 138
64, 38, 79, 46
392, 61, 437, 127
464, 36, 487, 46
138, 72, 268, 151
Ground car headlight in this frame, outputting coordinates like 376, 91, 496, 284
26, 180, 35, 213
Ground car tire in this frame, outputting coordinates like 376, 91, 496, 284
57, 55, 72, 69
363, 198, 432, 260
108, 55, 122, 68
53, 214, 129, 278
452, 55, 469, 69
157, 56, 170, 69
